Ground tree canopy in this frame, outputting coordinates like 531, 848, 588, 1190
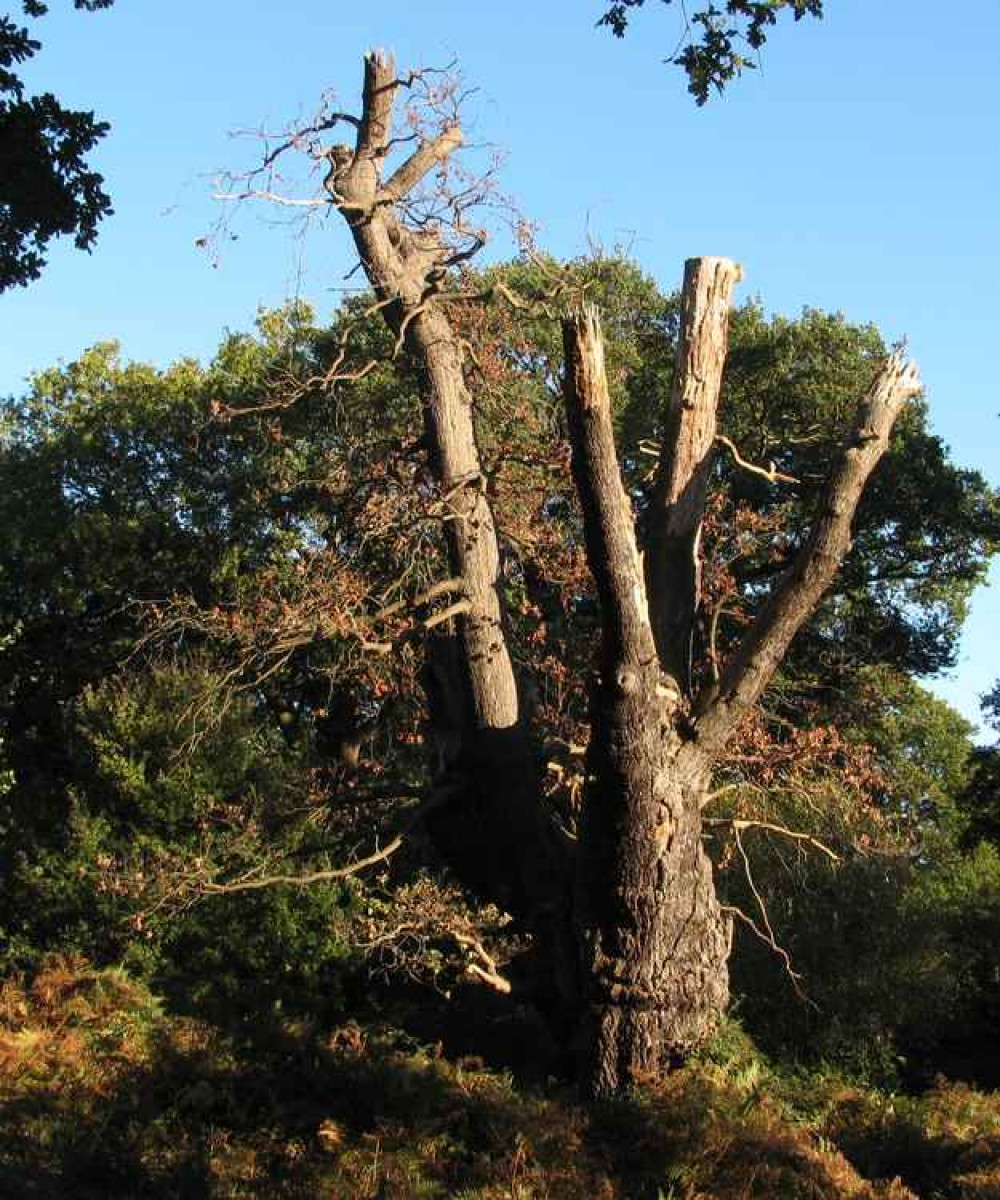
2, 261, 997, 1055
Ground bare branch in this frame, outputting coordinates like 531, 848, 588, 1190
212, 190, 328, 208
373, 576, 465, 622
722, 824, 812, 1002
721, 904, 809, 1000
453, 932, 513, 994
643, 256, 742, 694
380, 125, 463, 203
358, 598, 472, 655
704, 817, 841, 862
716, 434, 799, 485
693, 348, 921, 756
202, 791, 444, 895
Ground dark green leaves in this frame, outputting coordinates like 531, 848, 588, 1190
597, 0, 824, 103
0, 1, 115, 289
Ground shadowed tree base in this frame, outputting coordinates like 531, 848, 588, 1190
574, 668, 730, 1097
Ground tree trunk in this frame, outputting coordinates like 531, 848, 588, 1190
325, 55, 922, 1097
563, 305, 729, 1096
562, 288, 918, 1097
325, 52, 568, 927
575, 670, 730, 1095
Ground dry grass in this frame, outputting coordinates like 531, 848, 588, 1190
1, 958, 998, 1198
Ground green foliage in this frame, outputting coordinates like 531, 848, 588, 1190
598, 1, 824, 103
725, 806, 1000, 1085
958, 745, 1000, 849
841, 668, 975, 840
0, 2, 115, 289
0, 661, 355, 1019
716, 305, 1000, 680
983, 680, 1000, 736
1, 257, 997, 1112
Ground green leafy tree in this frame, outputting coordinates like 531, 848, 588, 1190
0, 314, 378, 1010
4, 254, 997, 1092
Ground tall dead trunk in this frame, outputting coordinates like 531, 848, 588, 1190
563, 276, 920, 1097
324, 52, 567, 924
321, 53, 921, 1096
564, 305, 729, 1095
327, 52, 518, 737
644, 257, 742, 692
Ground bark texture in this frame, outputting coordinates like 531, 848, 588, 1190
564, 306, 729, 1096
644, 257, 742, 693
325, 52, 567, 923
563, 289, 919, 1098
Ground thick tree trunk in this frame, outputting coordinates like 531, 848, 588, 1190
575, 672, 729, 1095
325, 52, 568, 926
563, 290, 920, 1096
564, 306, 729, 1096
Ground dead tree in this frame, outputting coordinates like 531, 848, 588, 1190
317, 52, 569, 926
215, 53, 921, 1098
563, 268, 921, 1096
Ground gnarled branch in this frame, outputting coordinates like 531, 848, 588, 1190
693, 348, 922, 755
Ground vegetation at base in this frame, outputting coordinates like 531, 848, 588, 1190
11, 956, 1000, 1198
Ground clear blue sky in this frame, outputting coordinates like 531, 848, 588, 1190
4, 0, 998, 732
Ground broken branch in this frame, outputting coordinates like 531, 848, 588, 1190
716, 434, 799, 485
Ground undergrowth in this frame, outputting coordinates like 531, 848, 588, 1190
3, 957, 1000, 1198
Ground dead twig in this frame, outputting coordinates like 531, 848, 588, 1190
716, 434, 799, 485
704, 816, 841, 863
201, 788, 449, 895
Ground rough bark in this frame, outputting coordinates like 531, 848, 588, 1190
326, 52, 518, 736
564, 306, 730, 1097
324, 52, 568, 926
563, 297, 919, 1098
644, 257, 742, 694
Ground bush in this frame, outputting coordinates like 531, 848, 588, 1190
0, 663, 357, 1021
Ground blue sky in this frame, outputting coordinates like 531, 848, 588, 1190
4, 0, 998, 731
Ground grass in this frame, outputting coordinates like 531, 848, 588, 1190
2, 957, 1000, 1198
